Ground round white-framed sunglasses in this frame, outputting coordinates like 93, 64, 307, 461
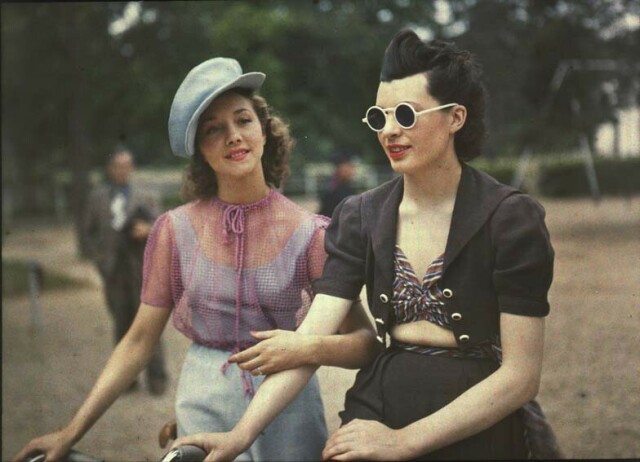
362, 102, 458, 132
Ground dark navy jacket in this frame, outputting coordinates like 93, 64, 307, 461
314, 163, 554, 349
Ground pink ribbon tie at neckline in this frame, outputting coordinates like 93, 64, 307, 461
219, 203, 255, 397
222, 205, 246, 245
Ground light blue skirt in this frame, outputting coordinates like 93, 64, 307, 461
176, 343, 327, 461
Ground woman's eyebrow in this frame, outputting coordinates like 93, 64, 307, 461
201, 107, 251, 122
376, 100, 421, 108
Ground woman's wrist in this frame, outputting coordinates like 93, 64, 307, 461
395, 425, 425, 460
230, 424, 259, 452
59, 423, 81, 448
303, 334, 322, 366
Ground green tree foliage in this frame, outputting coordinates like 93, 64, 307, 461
450, 0, 639, 155
2, 3, 127, 242
2, 0, 638, 219
111, 1, 443, 168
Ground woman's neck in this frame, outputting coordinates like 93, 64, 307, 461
402, 158, 462, 210
216, 176, 271, 205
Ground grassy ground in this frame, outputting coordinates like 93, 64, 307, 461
2, 258, 86, 297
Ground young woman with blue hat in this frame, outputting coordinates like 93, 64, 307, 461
13, 57, 378, 462
171, 30, 559, 461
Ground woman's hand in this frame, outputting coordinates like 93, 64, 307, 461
322, 419, 414, 461
229, 330, 315, 375
130, 220, 152, 241
12, 429, 74, 462
170, 431, 248, 462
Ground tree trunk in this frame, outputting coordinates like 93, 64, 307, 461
65, 7, 92, 257
2, 123, 18, 237
612, 115, 620, 158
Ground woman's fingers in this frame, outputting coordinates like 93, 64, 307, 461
238, 356, 266, 375
228, 350, 271, 375
228, 345, 261, 364
203, 451, 218, 462
169, 433, 207, 451
12, 442, 39, 462
323, 442, 354, 461
13, 432, 73, 462
170, 432, 245, 462
323, 426, 354, 460
323, 420, 394, 461
227, 329, 305, 375
249, 329, 280, 339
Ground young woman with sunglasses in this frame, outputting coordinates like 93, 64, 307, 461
172, 31, 556, 461
13, 58, 380, 462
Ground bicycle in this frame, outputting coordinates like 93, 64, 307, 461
25, 445, 206, 462
25, 421, 207, 462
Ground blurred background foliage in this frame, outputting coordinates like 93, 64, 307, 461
2, 0, 639, 223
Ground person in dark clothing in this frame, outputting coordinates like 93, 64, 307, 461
318, 150, 358, 218
82, 148, 168, 396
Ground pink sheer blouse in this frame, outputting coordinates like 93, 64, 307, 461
142, 189, 329, 354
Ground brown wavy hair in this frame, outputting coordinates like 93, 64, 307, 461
181, 88, 293, 200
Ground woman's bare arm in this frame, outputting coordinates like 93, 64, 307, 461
13, 304, 171, 462
323, 313, 545, 461
229, 300, 381, 374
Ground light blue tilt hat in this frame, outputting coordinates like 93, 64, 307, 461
168, 57, 266, 158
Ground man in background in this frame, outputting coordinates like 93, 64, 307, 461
318, 150, 358, 218
83, 147, 167, 395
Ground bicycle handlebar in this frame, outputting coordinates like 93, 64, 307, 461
26, 449, 104, 462
159, 445, 208, 462
25, 445, 207, 462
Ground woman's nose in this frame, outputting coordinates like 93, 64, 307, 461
380, 113, 401, 138
226, 126, 242, 145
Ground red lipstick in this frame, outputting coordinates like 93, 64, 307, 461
387, 144, 410, 160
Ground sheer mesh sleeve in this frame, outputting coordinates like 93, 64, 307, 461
307, 215, 330, 283
490, 194, 554, 316
141, 212, 175, 309
294, 215, 330, 327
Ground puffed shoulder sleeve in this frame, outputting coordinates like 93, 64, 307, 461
306, 215, 330, 283
313, 194, 366, 300
490, 194, 554, 316
141, 212, 175, 309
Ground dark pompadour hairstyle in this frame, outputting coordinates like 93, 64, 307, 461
380, 29, 487, 161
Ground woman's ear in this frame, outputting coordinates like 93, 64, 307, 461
450, 105, 467, 134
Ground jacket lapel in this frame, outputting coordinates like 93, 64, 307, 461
443, 163, 516, 271
370, 176, 404, 289
367, 165, 515, 284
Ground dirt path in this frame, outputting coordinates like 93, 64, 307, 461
3, 197, 639, 460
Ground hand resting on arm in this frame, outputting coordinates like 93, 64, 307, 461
229, 299, 380, 375
170, 294, 356, 462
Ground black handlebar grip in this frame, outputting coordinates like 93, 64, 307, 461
26, 450, 103, 462
159, 444, 207, 462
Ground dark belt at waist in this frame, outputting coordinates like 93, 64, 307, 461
391, 339, 499, 361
